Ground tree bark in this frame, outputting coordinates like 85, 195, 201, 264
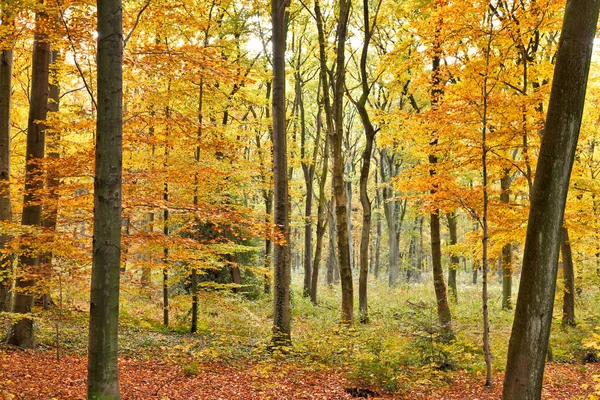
310, 110, 330, 305
352, 0, 379, 323
87, 0, 123, 395
331, 0, 353, 324
428, 27, 453, 340
447, 213, 459, 302
0, 7, 13, 313
39, 49, 60, 310
271, 0, 291, 345
561, 226, 575, 327
9, 8, 52, 347
500, 170, 512, 309
503, 2, 599, 398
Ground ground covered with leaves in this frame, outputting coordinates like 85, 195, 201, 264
1, 347, 600, 399
3, 279, 600, 399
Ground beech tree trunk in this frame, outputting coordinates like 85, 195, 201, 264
503, 2, 599, 398
352, 0, 379, 323
0, 8, 13, 313
331, 0, 353, 324
500, 170, 512, 309
447, 213, 459, 302
271, 0, 291, 345
87, 0, 123, 396
326, 198, 337, 286
429, 29, 453, 340
380, 151, 400, 285
310, 110, 330, 305
9, 8, 51, 347
561, 226, 575, 327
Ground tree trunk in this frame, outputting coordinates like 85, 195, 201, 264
271, 0, 291, 345
561, 226, 575, 327
310, 111, 330, 305
162, 103, 170, 327
39, 49, 60, 310
481, 20, 494, 386
331, 0, 353, 325
326, 197, 337, 286
447, 213, 459, 303
430, 211, 453, 339
141, 213, 153, 287
87, 0, 123, 395
429, 40, 453, 339
9, 8, 51, 348
503, 2, 599, 398
0, 9, 13, 313
299, 86, 314, 298
501, 169, 512, 309
264, 192, 273, 294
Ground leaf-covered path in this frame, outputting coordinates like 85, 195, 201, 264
1, 348, 599, 399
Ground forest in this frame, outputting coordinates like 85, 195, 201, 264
1, 0, 600, 398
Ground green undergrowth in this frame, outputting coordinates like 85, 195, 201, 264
3, 271, 600, 395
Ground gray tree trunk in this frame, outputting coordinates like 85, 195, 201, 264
9, 8, 51, 348
0, 7, 13, 313
330, 0, 353, 324
500, 170, 512, 309
271, 0, 291, 345
447, 213, 459, 302
503, 1, 599, 398
87, 0, 123, 396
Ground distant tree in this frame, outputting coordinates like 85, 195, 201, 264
0, 2, 14, 313
9, 4, 52, 348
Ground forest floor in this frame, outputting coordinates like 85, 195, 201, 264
3, 279, 600, 399
1, 346, 599, 399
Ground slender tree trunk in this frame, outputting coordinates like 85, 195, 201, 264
9, 8, 52, 347
447, 213, 459, 303
430, 211, 453, 339
481, 18, 493, 386
326, 198, 337, 286
330, 0, 353, 325
141, 213, 153, 287
40, 49, 60, 310
503, 2, 599, 398
352, 0, 379, 323
271, 0, 291, 345
87, 0, 123, 395
561, 226, 575, 327
0, 9, 13, 313
501, 170, 512, 309
162, 103, 170, 327
264, 192, 273, 293
429, 32, 453, 340
300, 106, 314, 297
310, 111, 329, 305
374, 201, 381, 280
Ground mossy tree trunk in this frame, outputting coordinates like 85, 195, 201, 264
503, 1, 599, 398
87, 0, 123, 396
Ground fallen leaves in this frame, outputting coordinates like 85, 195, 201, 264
1, 347, 599, 399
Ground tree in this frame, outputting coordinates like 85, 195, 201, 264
349, 0, 381, 323
428, 11, 453, 340
9, 3, 52, 347
331, 0, 353, 325
0, 2, 14, 313
271, 0, 291, 345
87, 0, 123, 397
503, 1, 599, 398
